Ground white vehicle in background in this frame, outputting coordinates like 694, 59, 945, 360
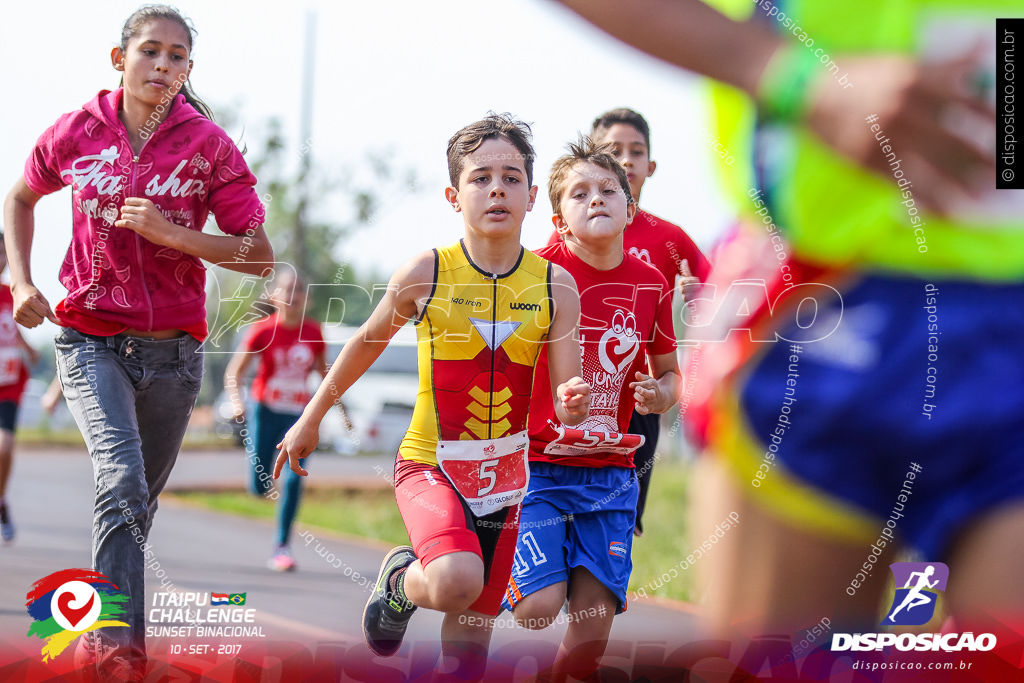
319, 323, 419, 456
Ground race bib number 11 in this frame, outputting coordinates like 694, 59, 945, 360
436, 431, 530, 517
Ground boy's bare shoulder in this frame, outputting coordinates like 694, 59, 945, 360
548, 262, 580, 295
391, 250, 437, 288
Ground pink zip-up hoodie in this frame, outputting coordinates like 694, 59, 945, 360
24, 88, 265, 338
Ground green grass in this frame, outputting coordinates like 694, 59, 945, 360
171, 459, 697, 604
17, 428, 87, 447
170, 488, 411, 546
627, 459, 694, 603
18, 428, 243, 450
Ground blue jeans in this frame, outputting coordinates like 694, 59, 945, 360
55, 327, 202, 664
246, 402, 307, 547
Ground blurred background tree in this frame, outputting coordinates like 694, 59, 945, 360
199, 110, 421, 406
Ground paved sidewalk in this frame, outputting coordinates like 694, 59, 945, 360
0, 447, 699, 681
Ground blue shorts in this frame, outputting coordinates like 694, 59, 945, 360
711, 273, 1024, 559
502, 462, 637, 614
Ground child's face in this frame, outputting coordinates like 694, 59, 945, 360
269, 273, 306, 313
554, 162, 635, 247
446, 138, 537, 236
596, 123, 656, 203
112, 18, 193, 110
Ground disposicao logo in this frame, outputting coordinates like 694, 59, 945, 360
832, 562, 997, 653
25, 569, 128, 661
884, 562, 948, 626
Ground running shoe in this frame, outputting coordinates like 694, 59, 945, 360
362, 545, 417, 657
268, 546, 297, 572
74, 632, 144, 681
73, 631, 96, 672
0, 503, 14, 543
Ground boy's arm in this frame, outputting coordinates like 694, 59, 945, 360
223, 347, 258, 419
15, 327, 39, 366
274, 252, 434, 476
556, 0, 994, 211
546, 264, 590, 426
556, 0, 778, 97
630, 352, 681, 415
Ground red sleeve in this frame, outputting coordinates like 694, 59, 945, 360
23, 123, 67, 196
241, 321, 271, 354
303, 320, 326, 353
676, 230, 711, 282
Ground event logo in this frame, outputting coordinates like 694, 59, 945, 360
884, 562, 948, 626
25, 569, 128, 661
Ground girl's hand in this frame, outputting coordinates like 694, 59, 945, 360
11, 283, 57, 328
115, 197, 182, 246
274, 417, 320, 478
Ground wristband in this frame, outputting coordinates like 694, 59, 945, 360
757, 45, 818, 123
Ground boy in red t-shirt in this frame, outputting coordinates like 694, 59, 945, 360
224, 270, 326, 570
0, 232, 38, 543
505, 138, 680, 679
548, 108, 709, 536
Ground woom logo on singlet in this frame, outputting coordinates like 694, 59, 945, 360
62, 146, 207, 199
509, 302, 541, 312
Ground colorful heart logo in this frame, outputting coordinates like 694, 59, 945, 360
598, 310, 640, 375
56, 591, 95, 630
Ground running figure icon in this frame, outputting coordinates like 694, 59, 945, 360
887, 565, 939, 622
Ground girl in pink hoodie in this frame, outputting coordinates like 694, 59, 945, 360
2, 6, 274, 679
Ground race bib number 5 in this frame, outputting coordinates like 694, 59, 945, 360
436, 430, 530, 517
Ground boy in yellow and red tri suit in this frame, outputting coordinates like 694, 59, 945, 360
275, 114, 590, 678
506, 138, 680, 680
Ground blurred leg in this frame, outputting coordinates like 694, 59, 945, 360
277, 453, 308, 547
0, 428, 13, 498
628, 410, 660, 535
946, 502, 1024, 629
437, 609, 494, 682
246, 403, 278, 496
693, 458, 893, 639
553, 568, 617, 682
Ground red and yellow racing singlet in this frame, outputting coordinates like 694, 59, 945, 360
400, 240, 553, 466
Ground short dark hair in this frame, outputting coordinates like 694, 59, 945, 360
548, 136, 633, 218
447, 113, 536, 188
591, 108, 651, 152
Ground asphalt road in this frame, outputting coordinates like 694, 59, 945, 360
0, 447, 699, 682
